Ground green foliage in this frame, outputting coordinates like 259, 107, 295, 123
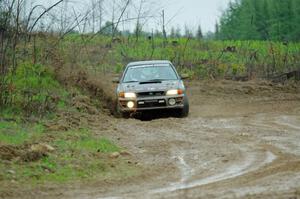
62, 34, 300, 80
196, 25, 203, 40
0, 121, 44, 145
54, 129, 120, 153
14, 62, 59, 90
115, 62, 124, 73
0, 127, 133, 185
2, 62, 69, 115
218, 0, 300, 42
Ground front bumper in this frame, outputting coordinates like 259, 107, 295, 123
118, 95, 185, 112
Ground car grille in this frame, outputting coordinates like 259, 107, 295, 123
137, 99, 166, 108
137, 91, 165, 98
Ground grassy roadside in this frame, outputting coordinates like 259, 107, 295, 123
0, 64, 141, 197
0, 124, 137, 183
0, 104, 140, 197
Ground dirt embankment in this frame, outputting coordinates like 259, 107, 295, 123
54, 64, 118, 116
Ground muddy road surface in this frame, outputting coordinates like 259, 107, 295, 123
14, 81, 300, 199
64, 80, 300, 199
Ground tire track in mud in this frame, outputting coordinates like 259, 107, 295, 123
247, 114, 300, 156
97, 112, 300, 199
98, 148, 277, 199
275, 115, 300, 131
150, 148, 276, 195
172, 151, 194, 183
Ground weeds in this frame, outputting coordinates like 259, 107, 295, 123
0, 121, 44, 145
0, 126, 137, 185
59, 35, 300, 80
53, 129, 120, 153
1, 62, 69, 116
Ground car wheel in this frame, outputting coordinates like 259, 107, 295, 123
116, 104, 130, 118
179, 96, 189, 118
121, 111, 131, 118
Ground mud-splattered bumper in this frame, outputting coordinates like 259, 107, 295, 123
118, 95, 185, 112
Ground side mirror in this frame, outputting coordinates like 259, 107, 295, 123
180, 73, 190, 80
112, 77, 120, 83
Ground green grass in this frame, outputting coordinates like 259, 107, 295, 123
61, 34, 300, 79
55, 137, 120, 153
1, 154, 138, 185
2, 62, 71, 116
0, 126, 138, 186
53, 129, 120, 153
0, 121, 44, 145
0, 62, 138, 187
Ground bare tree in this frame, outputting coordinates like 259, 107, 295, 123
98, 0, 104, 32
0, 0, 66, 106
112, 0, 130, 40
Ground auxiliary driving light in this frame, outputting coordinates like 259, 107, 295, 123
127, 101, 135, 108
168, 98, 176, 106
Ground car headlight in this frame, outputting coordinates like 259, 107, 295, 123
119, 92, 136, 98
124, 92, 136, 98
166, 89, 183, 95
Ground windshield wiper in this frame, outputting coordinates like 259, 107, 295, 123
124, 80, 139, 83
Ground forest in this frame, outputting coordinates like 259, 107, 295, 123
217, 0, 300, 41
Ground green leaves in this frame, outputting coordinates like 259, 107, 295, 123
3, 62, 68, 115
218, 0, 300, 42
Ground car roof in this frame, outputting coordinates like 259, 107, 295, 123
127, 60, 172, 67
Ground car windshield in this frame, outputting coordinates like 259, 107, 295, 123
123, 64, 178, 83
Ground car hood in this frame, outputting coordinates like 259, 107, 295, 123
119, 80, 182, 93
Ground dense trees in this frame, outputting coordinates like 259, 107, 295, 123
217, 0, 300, 41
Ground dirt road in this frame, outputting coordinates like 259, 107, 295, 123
12, 80, 300, 199
58, 80, 299, 199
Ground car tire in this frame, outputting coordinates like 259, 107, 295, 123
121, 111, 131, 118
179, 95, 189, 117
116, 104, 130, 118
